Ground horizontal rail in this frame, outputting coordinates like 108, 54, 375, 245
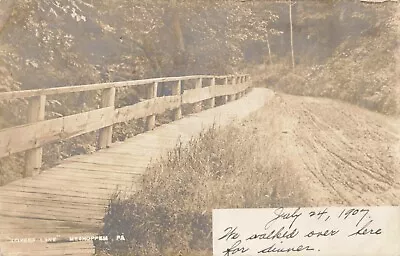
0, 74, 252, 177
0, 74, 249, 100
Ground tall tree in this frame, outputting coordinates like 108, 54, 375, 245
266, 31, 273, 65
289, 0, 295, 69
169, 0, 188, 74
235, 1, 280, 66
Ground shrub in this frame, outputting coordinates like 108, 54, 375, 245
96, 121, 309, 256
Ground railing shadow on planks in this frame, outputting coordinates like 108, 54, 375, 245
0, 74, 252, 179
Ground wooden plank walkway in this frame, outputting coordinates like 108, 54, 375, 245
0, 88, 274, 256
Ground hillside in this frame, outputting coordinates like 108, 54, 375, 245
254, 0, 399, 115
0, 0, 396, 91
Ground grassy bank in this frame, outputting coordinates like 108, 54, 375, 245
96, 119, 309, 256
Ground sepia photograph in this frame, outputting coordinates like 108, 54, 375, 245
0, 0, 399, 255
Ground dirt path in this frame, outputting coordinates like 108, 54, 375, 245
244, 92, 400, 206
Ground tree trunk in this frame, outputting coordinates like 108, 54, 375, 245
171, 0, 185, 53
0, 0, 16, 33
289, 0, 295, 70
395, 1, 400, 114
170, 0, 186, 68
266, 32, 273, 65
133, 39, 162, 77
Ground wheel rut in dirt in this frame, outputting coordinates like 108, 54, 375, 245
245, 92, 400, 206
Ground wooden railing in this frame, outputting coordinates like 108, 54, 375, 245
0, 74, 252, 177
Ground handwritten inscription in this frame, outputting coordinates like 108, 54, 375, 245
264, 208, 302, 229
213, 206, 400, 256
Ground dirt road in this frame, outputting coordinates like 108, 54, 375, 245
244, 92, 400, 206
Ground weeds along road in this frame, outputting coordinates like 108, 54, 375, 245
244, 92, 400, 206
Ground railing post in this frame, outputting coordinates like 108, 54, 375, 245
228, 76, 236, 102
244, 76, 247, 97
24, 95, 46, 177
222, 77, 228, 104
237, 76, 242, 99
98, 87, 116, 149
239, 76, 244, 98
206, 77, 216, 108
247, 76, 253, 92
194, 78, 202, 113
247, 75, 252, 93
172, 80, 182, 120
146, 82, 158, 130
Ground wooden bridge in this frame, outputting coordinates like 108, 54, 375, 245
0, 74, 272, 256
